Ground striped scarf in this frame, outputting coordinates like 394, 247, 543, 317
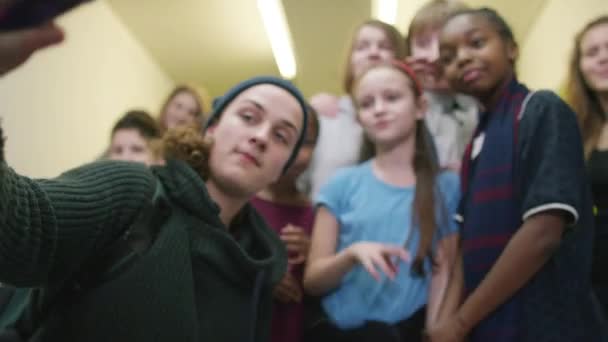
458, 78, 530, 341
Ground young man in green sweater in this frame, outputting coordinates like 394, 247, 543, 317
0, 17, 309, 342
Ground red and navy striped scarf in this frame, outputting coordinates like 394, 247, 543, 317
458, 78, 531, 341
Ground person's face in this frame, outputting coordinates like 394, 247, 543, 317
350, 25, 396, 79
164, 91, 200, 130
205, 84, 303, 198
409, 28, 449, 90
411, 28, 441, 63
579, 22, 608, 94
108, 128, 152, 165
439, 14, 517, 100
354, 67, 424, 149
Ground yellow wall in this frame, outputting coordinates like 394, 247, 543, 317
0, 1, 174, 178
518, 0, 606, 91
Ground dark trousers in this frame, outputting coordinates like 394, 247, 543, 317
593, 211, 608, 316
304, 306, 426, 342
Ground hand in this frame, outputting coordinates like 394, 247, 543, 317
280, 224, 310, 265
443, 161, 461, 173
273, 272, 303, 304
309, 93, 340, 118
0, 22, 64, 76
425, 314, 468, 342
347, 242, 409, 281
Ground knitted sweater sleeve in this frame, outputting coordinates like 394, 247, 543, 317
0, 127, 156, 286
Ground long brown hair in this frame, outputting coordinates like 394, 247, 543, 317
343, 20, 407, 94
353, 62, 442, 275
565, 15, 608, 159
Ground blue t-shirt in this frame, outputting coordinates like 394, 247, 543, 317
315, 160, 460, 329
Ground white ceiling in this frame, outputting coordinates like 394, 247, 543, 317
106, 0, 549, 98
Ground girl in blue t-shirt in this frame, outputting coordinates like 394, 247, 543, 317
303, 60, 462, 342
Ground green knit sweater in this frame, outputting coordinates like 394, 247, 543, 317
0, 144, 287, 341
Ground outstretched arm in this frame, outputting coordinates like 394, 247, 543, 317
0, 22, 64, 76
303, 207, 409, 296
427, 234, 462, 328
0, 123, 156, 286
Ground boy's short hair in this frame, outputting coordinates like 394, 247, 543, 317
405, 0, 468, 54
112, 110, 161, 140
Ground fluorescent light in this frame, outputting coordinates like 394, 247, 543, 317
257, 0, 297, 79
372, 0, 398, 25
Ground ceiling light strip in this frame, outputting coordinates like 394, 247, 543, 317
257, 0, 297, 79
372, 0, 398, 25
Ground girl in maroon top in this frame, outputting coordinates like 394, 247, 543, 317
251, 106, 320, 342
